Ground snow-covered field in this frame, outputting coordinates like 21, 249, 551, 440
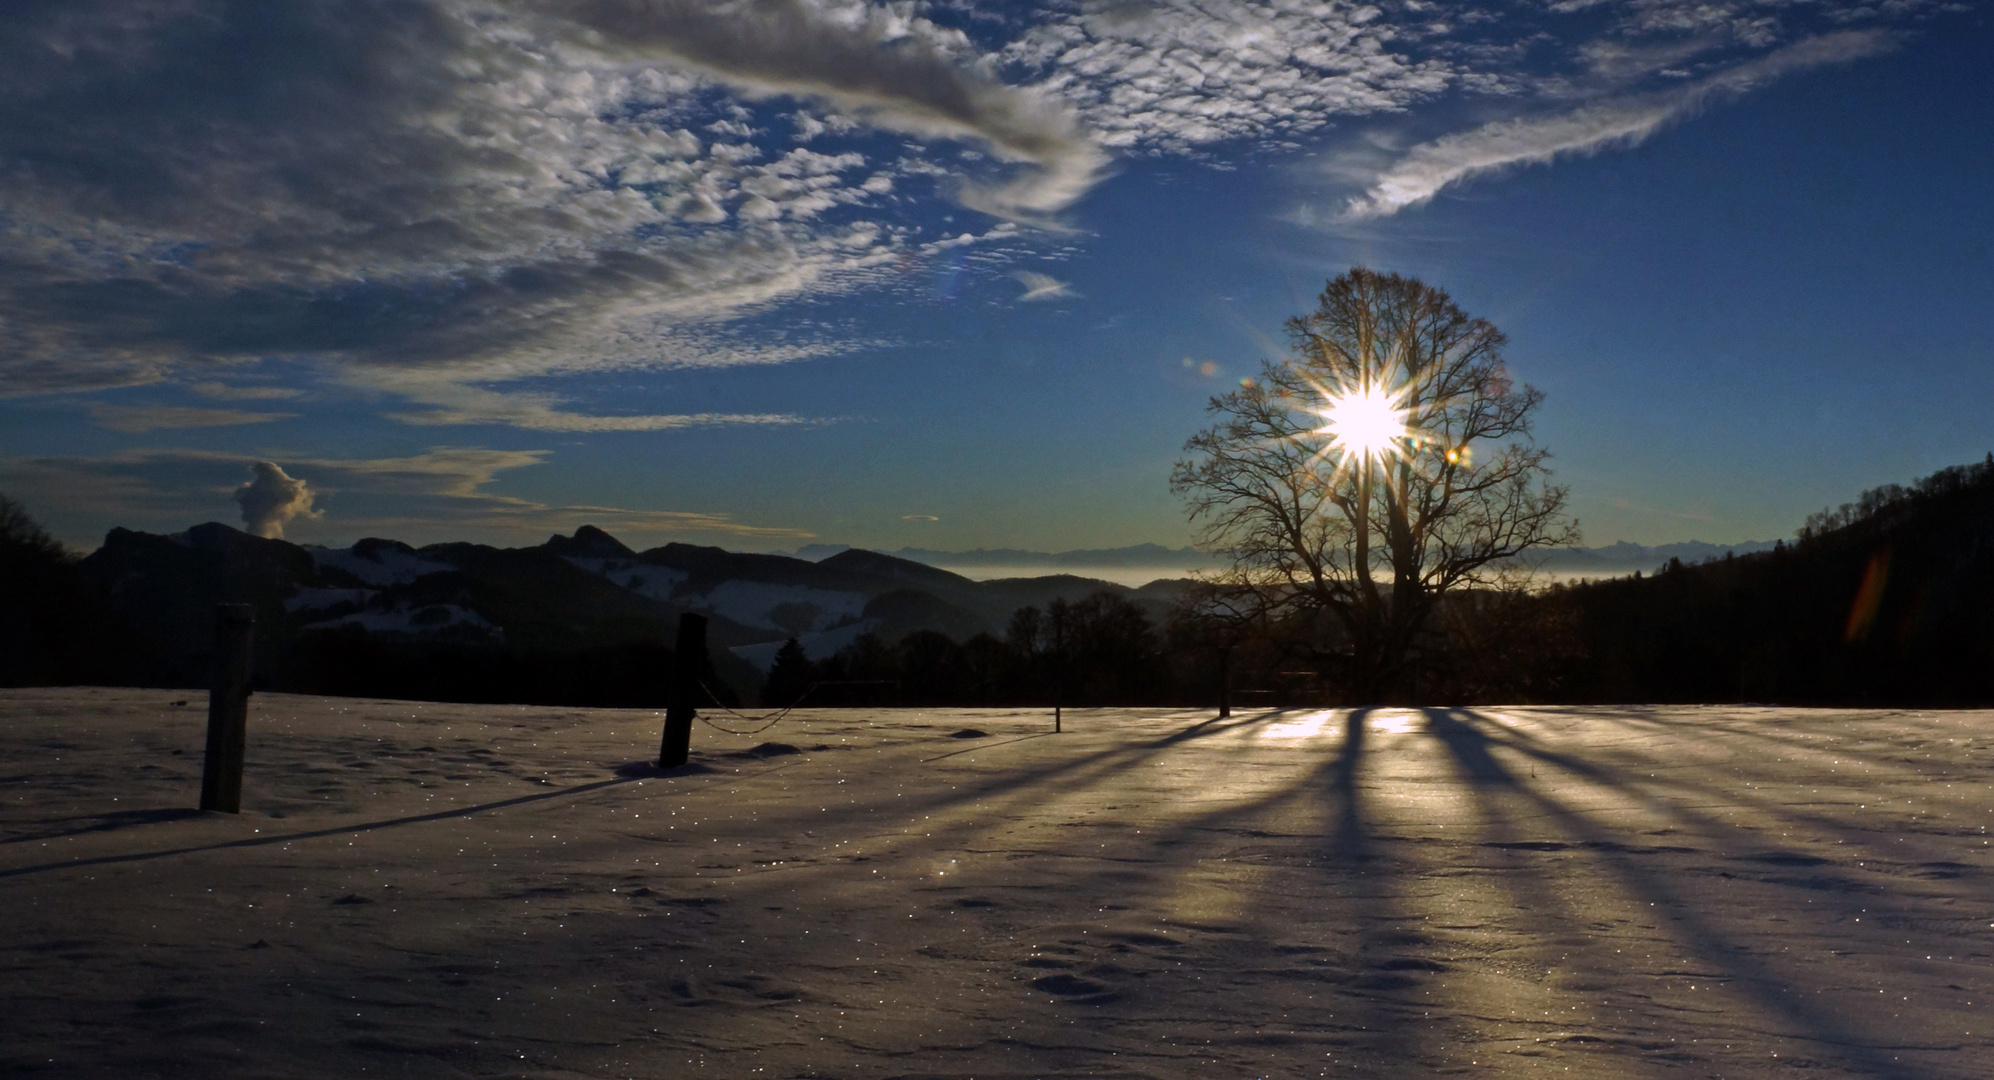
2, 690, 1989, 1079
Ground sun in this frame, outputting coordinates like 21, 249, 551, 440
1317, 385, 1408, 460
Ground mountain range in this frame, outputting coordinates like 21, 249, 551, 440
73, 523, 1194, 695
787, 542, 1214, 569
12, 456, 1986, 707
781, 539, 1778, 576
59, 523, 1778, 696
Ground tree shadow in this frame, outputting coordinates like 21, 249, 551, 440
0, 806, 206, 845
0, 771, 712, 880
1418, 707, 1936, 1080
11, 704, 1974, 1078
1325, 705, 1371, 862
1449, 708, 1974, 875
0, 708, 1280, 885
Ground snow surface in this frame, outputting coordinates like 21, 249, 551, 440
308, 545, 454, 586
563, 557, 689, 602
730, 618, 879, 671
697, 579, 867, 632
4, 691, 1991, 1078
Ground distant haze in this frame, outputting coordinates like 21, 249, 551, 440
783, 540, 1778, 587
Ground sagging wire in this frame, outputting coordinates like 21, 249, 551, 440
693, 680, 900, 736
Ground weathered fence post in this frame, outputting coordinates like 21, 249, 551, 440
200, 604, 255, 813
1052, 614, 1063, 734
658, 613, 707, 768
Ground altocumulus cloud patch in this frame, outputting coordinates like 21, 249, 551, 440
0, 0, 1946, 432
0, 0, 1084, 428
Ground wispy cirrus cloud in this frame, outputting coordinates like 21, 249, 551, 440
87, 404, 298, 433
0, 446, 812, 548
185, 382, 302, 402
388, 401, 817, 433
1340, 30, 1898, 220
564, 0, 1109, 220
0, 0, 1943, 435
0, 0, 1097, 426
1012, 271, 1075, 302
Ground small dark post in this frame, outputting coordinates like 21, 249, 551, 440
200, 604, 255, 813
1217, 643, 1232, 719
659, 613, 707, 768
1052, 616, 1063, 734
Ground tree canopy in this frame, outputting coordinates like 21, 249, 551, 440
1171, 268, 1578, 700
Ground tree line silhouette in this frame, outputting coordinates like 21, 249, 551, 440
763, 592, 1174, 707
1539, 454, 1994, 706
756, 455, 1994, 709
5, 454, 1991, 708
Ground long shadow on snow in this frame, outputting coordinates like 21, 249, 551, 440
1420, 707, 1936, 1080
1435, 708, 1973, 898
696, 706, 1429, 1071
37, 705, 1961, 1078
0, 708, 1285, 882
0, 764, 745, 880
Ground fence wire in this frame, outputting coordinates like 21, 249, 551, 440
693, 680, 900, 736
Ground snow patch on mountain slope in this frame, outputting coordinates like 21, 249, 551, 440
284, 587, 374, 613
304, 604, 499, 640
700, 581, 867, 632
562, 557, 689, 602
310, 547, 454, 586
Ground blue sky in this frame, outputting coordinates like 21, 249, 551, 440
2, 0, 1988, 554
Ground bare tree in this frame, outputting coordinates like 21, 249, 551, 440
0, 493, 66, 560
1172, 580, 1261, 717
1171, 268, 1578, 701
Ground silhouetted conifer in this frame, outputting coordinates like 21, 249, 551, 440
763, 638, 813, 706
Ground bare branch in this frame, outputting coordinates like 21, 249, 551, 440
1172, 267, 1578, 701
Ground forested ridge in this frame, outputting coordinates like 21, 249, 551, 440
3, 456, 1990, 708
1545, 455, 1994, 706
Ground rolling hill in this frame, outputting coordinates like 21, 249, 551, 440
64, 522, 1193, 704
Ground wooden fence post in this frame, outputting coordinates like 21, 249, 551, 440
658, 613, 707, 768
200, 604, 255, 813
1052, 615, 1063, 734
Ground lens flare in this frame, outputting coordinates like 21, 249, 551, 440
1318, 385, 1407, 459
